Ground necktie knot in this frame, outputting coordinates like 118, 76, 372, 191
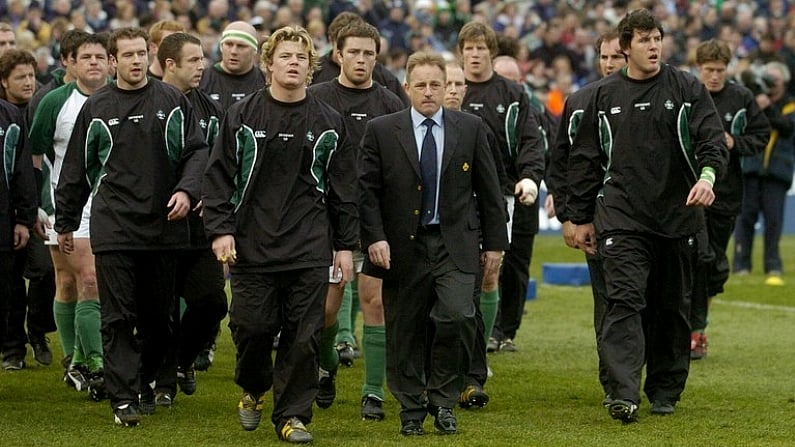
422, 118, 435, 129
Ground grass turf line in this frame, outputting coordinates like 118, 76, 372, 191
0, 235, 793, 446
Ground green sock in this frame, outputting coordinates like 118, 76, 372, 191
319, 320, 339, 372
361, 324, 386, 399
75, 300, 103, 371
335, 282, 355, 346
71, 344, 86, 366
349, 282, 360, 346
480, 289, 500, 344
53, 301, 77, 358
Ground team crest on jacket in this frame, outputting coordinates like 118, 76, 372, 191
664, 100, 674, 110
156, 110, 166, 120
0, 128, 4, 137
199, 118, 207, 129
496, 104, 505, 113
306, 131, 314, 142
254, 130, 266, 138
724, 112, 733, 122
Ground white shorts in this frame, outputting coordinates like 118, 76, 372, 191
45, 197, 92, 245
505, 194, 515, 244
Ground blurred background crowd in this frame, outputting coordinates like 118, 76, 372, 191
3, 0, 795, 120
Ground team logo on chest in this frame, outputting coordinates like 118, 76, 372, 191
351, 112, 367, 121
306, 131, 315, 142
278, 132, 294, 141
156, 110, 166, 120
496, 104, 505, 113
664, 100, 675, 110
254, 130, 266, 138
210, 93, 220, 101
634, 102, 651, 111
199, 118, 207, 129
468, 102, 484, 111
0, 128, 4, 137
724, 112, 733, 122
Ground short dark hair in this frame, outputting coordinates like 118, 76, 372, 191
617, 9, 664, 51
59, 29, 90, 60
157, 32, 201, 69
0, 49, 36, 81
328, 12, 363, 42
75, 33, 109, 57
336, 22, 381, 55
695, 39, 731, 65
108, 27, 149, 58
0, 49, 36, 101
594, 29, 620, 56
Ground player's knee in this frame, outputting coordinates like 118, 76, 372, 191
55, 272, 78, 298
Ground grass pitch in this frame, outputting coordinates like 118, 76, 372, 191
1, 235, 793, 446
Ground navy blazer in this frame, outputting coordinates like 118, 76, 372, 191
359, 108, 508, 280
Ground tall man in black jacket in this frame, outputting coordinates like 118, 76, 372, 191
568, 10, 727, 423
55, 27, 208, 427
690, 39, 770, 359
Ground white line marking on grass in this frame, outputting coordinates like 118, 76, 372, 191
713, 298, 795, 313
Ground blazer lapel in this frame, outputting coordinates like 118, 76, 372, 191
441, 110, 459, 175
396, 110, 421, 178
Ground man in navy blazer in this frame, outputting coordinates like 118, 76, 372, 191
359, 51, 507, 436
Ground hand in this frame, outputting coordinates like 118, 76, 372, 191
368, 240, 391, 270
13, 224, 29, 250
57, 231, 74, 254
562, 220, 577, 249
212, 234, 237, 265
514, 178, 538, 206
724, 132, 734, 150
573, 223, 596, 256
755, 93, 771, 110
481, 250, 503, 279
332, 250, 354, 286
167, 191, 190, 221
686, 179, 715, 207
544, 193, 556, 218
33, 208, 51, 240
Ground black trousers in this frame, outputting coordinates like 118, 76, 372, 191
690, 210, 735, 331
493, 201, 536, 341
229, 267, 326, 427
734, 175, 789, 273
586, 252, 609, 395
466, 267, 488, 387
0, 251, 14, 350
599, 233, 695, 405
2, 239, 55, 359
382, 230, 477, 424
156, 249, 228, 394
95, 251, 177, 409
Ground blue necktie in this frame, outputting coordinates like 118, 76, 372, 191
420, 118, 437, 226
